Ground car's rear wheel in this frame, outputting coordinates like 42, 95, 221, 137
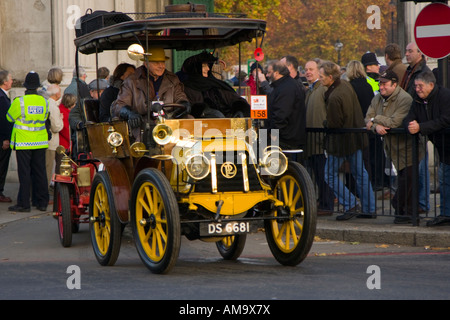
56, 183, 73, 248
89, 171, 122, 266
216, 234, 247, 260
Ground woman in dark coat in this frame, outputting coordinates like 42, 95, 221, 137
180, 52, 250, 118
99, 63, 136, 122
346, 60, 374, 116
346, 60, 389, 190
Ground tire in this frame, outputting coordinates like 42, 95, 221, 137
264, 161, 317, 266
89, 171, 122, 266
216, 234, 247, 260
72, 221, 80, 234
130, 168, 181, 274
56, 183, 73, 248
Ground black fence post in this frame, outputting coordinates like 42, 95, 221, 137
411, 133, 420, 226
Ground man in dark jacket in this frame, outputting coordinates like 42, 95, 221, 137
0, 70, 13, 202
384, 43, 407, 84
280, 55, 308, 91
267, 61, 306, 153
400, 42, 431, 97
404, 71, 450, 226
319, 61, 375, 220
305, 58, 334, 214
401, 42, 431, 217
64, 66, 90, 99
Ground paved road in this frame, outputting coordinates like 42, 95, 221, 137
1, 212, 449, 303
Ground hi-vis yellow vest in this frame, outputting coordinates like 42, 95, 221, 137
7, 94, 49, 150
367, 76, 379, 94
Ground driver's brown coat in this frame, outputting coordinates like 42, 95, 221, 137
111, 65, 188, 118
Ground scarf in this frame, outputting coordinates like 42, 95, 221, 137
400, 59, 423, 90
324, 78, 341, 101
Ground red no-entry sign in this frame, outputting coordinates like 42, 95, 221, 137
414, 3, 450, 59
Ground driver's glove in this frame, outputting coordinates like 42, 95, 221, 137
119, 106, 142, 129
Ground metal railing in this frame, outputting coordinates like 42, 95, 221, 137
304, 127, 447, 225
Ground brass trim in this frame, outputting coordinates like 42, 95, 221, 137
107, 126, 124, 155
230, 118, 247, 131
152, 123, 174, 145
130, 142, 149, 158
210, 153, 217, 194
240, 152, 249, 192
220, 162, 237, 179
59, 156, 73, 176
185, 154, 210, 180
151, 154, 174, 161
77, 167, 91, 187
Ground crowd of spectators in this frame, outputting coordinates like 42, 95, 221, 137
236, 42, 449, 226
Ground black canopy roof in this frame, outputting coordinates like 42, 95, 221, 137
74, 13, 267, 55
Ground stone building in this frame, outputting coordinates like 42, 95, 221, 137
0, 0, 170, 97
0, 0, 170, 177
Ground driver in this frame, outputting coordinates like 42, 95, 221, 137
111, 47, 191, 141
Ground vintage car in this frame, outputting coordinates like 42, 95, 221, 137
53, 4, 317, 274
53, 146, 100, 247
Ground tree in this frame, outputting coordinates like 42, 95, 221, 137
214, 0, 282, 71
215, 0, 396, 69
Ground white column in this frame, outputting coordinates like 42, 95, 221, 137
51, 0, 75, 85
405, 3, 427, 45
51, 0, 137, 87
0, 0, 52, 81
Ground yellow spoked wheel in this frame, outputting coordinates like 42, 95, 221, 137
131, 169, 180, 274
89, 171, 122, 266
135, 182, 168, 262
271, 174, 304, 254
216, 234, 247, 260
265, 162, 317, 266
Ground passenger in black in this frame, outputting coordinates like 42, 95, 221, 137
180, 52, 250, 118
99, 63, 136, 122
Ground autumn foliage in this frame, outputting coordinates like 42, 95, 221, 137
215, 0, 396, 69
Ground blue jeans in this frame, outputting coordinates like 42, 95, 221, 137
419, 153, 430, 211
439, 163, 450, 217
325, 150, 376, 213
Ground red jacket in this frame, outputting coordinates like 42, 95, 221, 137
246, 75, 257, 95
59, 103, 71, 150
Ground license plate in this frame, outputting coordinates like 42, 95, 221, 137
200, 221, 257, 236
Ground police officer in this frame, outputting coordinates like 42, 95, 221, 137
361, 52, 380, 94
7, 71, 49, 212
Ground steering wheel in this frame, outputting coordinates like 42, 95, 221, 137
160, 103, 188, 119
